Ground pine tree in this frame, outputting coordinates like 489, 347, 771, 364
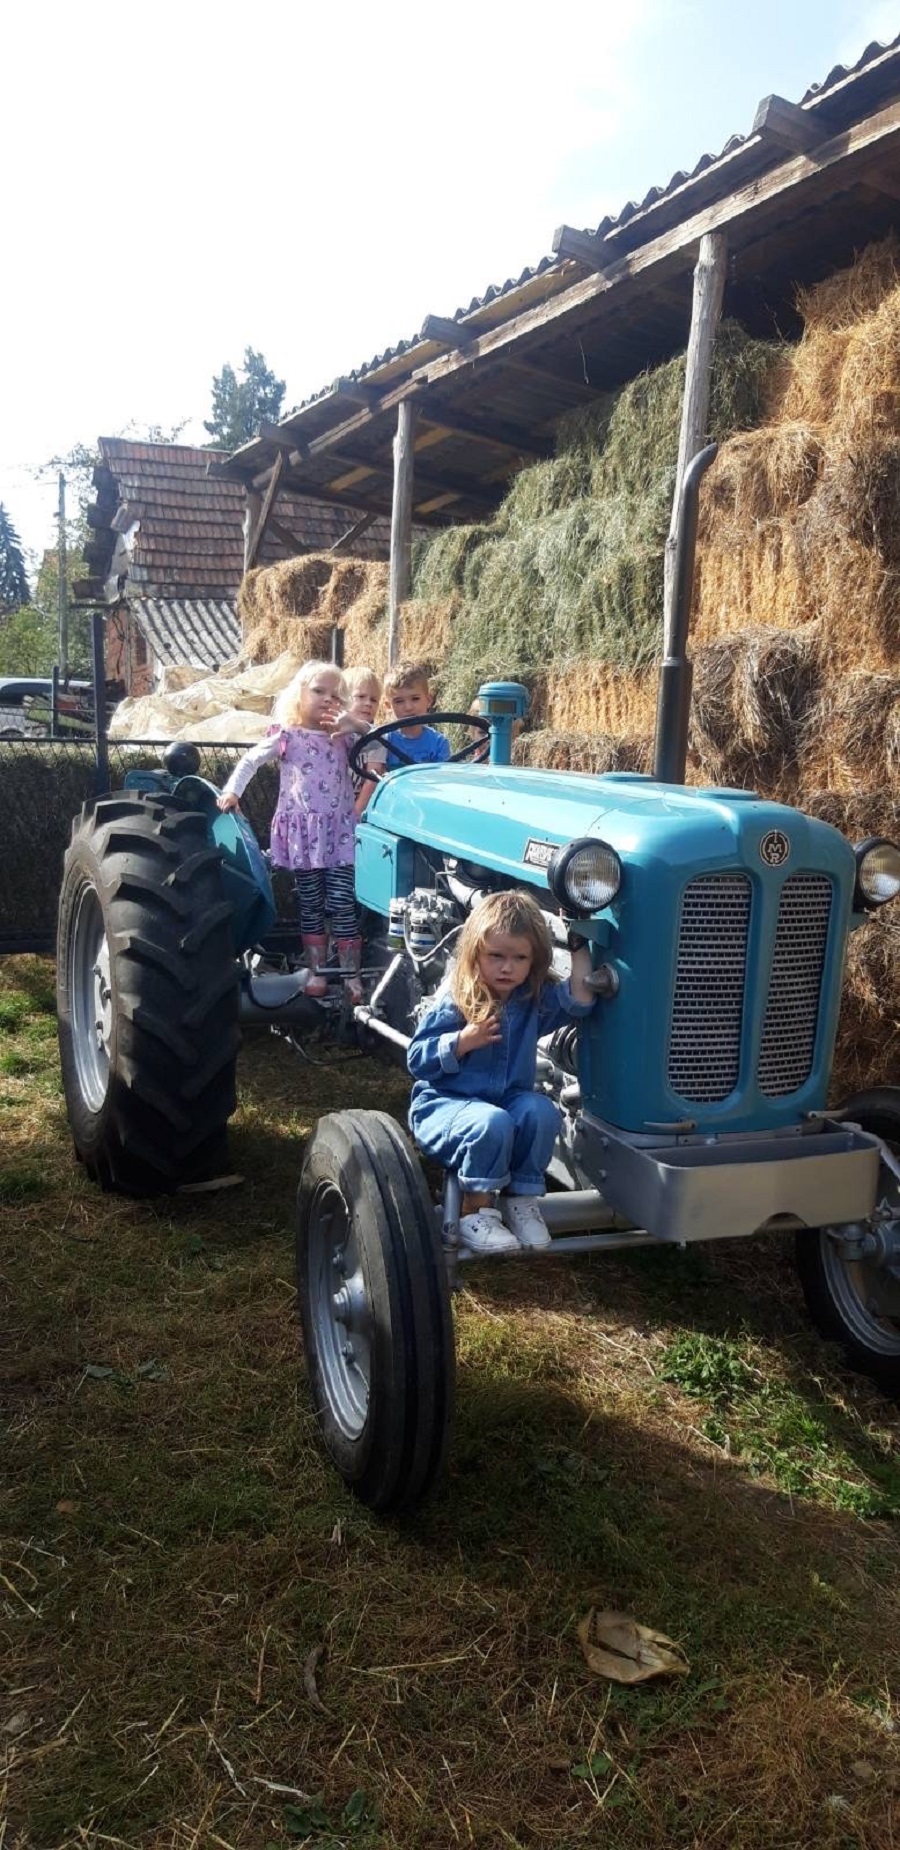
203, 347, 286, 451
0, 504, 31, 613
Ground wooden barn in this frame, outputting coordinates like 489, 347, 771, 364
76, 439, 392, 697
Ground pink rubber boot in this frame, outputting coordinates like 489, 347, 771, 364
302, 934, 329, 999
334, 936, 363, 1004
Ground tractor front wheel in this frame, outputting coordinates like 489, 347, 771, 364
796, 1089, 900, 1395
296, 1110, 455, 1511
57, 793, 240, 1195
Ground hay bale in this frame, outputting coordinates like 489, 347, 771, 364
534, 661, 658, 737
801, 672, 900, 794
514, 729, 652, 774
690, 628, 820, 792
236, 555, 388, 669
830, 910, 900, 1103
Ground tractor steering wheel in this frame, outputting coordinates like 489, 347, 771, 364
347, 711, 491, 774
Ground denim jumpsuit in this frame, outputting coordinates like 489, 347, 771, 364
407, 980, 594, 1195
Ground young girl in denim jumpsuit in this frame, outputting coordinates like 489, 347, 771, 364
408, 891, 596, 1255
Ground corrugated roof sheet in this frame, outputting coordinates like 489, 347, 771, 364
283, 30, 900, 411
133, 599, 241, 670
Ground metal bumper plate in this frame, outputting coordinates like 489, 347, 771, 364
589, 1120, 881, 1244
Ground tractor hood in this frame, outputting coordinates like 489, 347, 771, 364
361, 763, 853, 896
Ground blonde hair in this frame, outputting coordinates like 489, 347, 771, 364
384, 659, 432, 699
272, 659, 347, 727
451, 891, 554, 1024
345, 665, 382, 700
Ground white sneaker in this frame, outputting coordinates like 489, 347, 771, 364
501, 1197, 552, 1249
457, 1207, 519, 1255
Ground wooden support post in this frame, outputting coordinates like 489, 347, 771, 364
243, 489, 263, 574
388, 401, 418, 666
245, 452, 285, 572
663, 230, 727, 654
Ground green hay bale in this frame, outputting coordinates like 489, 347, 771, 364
419, 322, 781, 703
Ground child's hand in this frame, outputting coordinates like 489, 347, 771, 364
332, 708, 363, 735
217, 791, 240, 813
457, 1015, 502, 1056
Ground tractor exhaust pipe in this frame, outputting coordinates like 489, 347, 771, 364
653, 441, 718, 785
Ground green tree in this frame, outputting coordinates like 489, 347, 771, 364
203, 346, 285, 451
0, 602, 55, 675
0, 504, 31, 612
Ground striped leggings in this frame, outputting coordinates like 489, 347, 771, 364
292, 863, 357, 939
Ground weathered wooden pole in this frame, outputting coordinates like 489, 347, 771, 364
243, 488, 263, 575
388, 400, 418, 666
662, 230, 727, 654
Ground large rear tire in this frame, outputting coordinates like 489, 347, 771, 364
57, 793, 240, 1195
796, 1089, 900, 1395
296, 1110, 455, 1511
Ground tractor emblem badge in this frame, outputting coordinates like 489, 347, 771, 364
760, 829, 790, 867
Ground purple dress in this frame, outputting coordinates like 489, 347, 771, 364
222, 726, 356, 871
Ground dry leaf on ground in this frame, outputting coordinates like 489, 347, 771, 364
578, 1608, 690, 1683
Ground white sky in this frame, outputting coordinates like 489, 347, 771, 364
3, 0, 898, 569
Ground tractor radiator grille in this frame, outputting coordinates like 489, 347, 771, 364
758, 875, 832, 1097
668, 875, 750, 1103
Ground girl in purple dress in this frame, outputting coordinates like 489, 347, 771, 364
218, 661, 361, 999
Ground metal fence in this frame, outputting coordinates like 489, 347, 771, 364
0, 739, 284, 955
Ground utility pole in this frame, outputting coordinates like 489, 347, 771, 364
57, 470, 69, 683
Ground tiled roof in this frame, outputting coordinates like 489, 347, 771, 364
132, 599, 241, 670
83, 439, 391, 600
284, 30, 900, 410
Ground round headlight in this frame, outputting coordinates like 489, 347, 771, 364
548, 837, 622, 914
855, 837, 900, 907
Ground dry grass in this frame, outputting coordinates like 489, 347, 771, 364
3, 955, 900, 1850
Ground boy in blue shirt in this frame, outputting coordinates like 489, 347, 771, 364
383, 661, 451, 766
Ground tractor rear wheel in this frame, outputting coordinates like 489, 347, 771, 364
796, 1089, 900, 1396
296, 1110, 455, 1511
57, 793, 240, 1195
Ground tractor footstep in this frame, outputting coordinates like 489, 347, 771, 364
177, 1173, 245, 1195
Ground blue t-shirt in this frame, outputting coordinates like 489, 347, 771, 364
384, 724, 451, 766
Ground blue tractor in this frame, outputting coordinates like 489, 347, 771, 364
57, 449, 900, 1510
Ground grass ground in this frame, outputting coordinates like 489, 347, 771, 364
2, 954, 899, 1850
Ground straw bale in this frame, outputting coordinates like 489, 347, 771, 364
514, 730, 652, 775
693, 514, 817, 645
803, 790, 900, 839
236, 555, 388, 668
830, 910, 900, 1102
701, 423, 824, 529
689, 627, 821, 794
534, 661, 658, 737
800, 671, 900, 794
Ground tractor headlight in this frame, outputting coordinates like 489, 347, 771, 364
854, 838, 900, 908
548, 837, 621, 914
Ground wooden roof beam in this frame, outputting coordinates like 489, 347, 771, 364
419, 314, 475, 349
256, 419, 300, 451
332, 376, 381, 407
859, 160, 900, 203
551, 225, 613, 273
752, 94, 831, 154
320, 453, 500, 511
419, 404, 546, 459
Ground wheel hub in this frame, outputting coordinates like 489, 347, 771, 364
70, 882, 113, 1113
309, 1185, 373, 1438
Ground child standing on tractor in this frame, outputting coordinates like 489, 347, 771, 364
344, 665, 388, 816
383, 661, 451, 766
407, 891, 596, 1255
217, 660, 363, 1000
